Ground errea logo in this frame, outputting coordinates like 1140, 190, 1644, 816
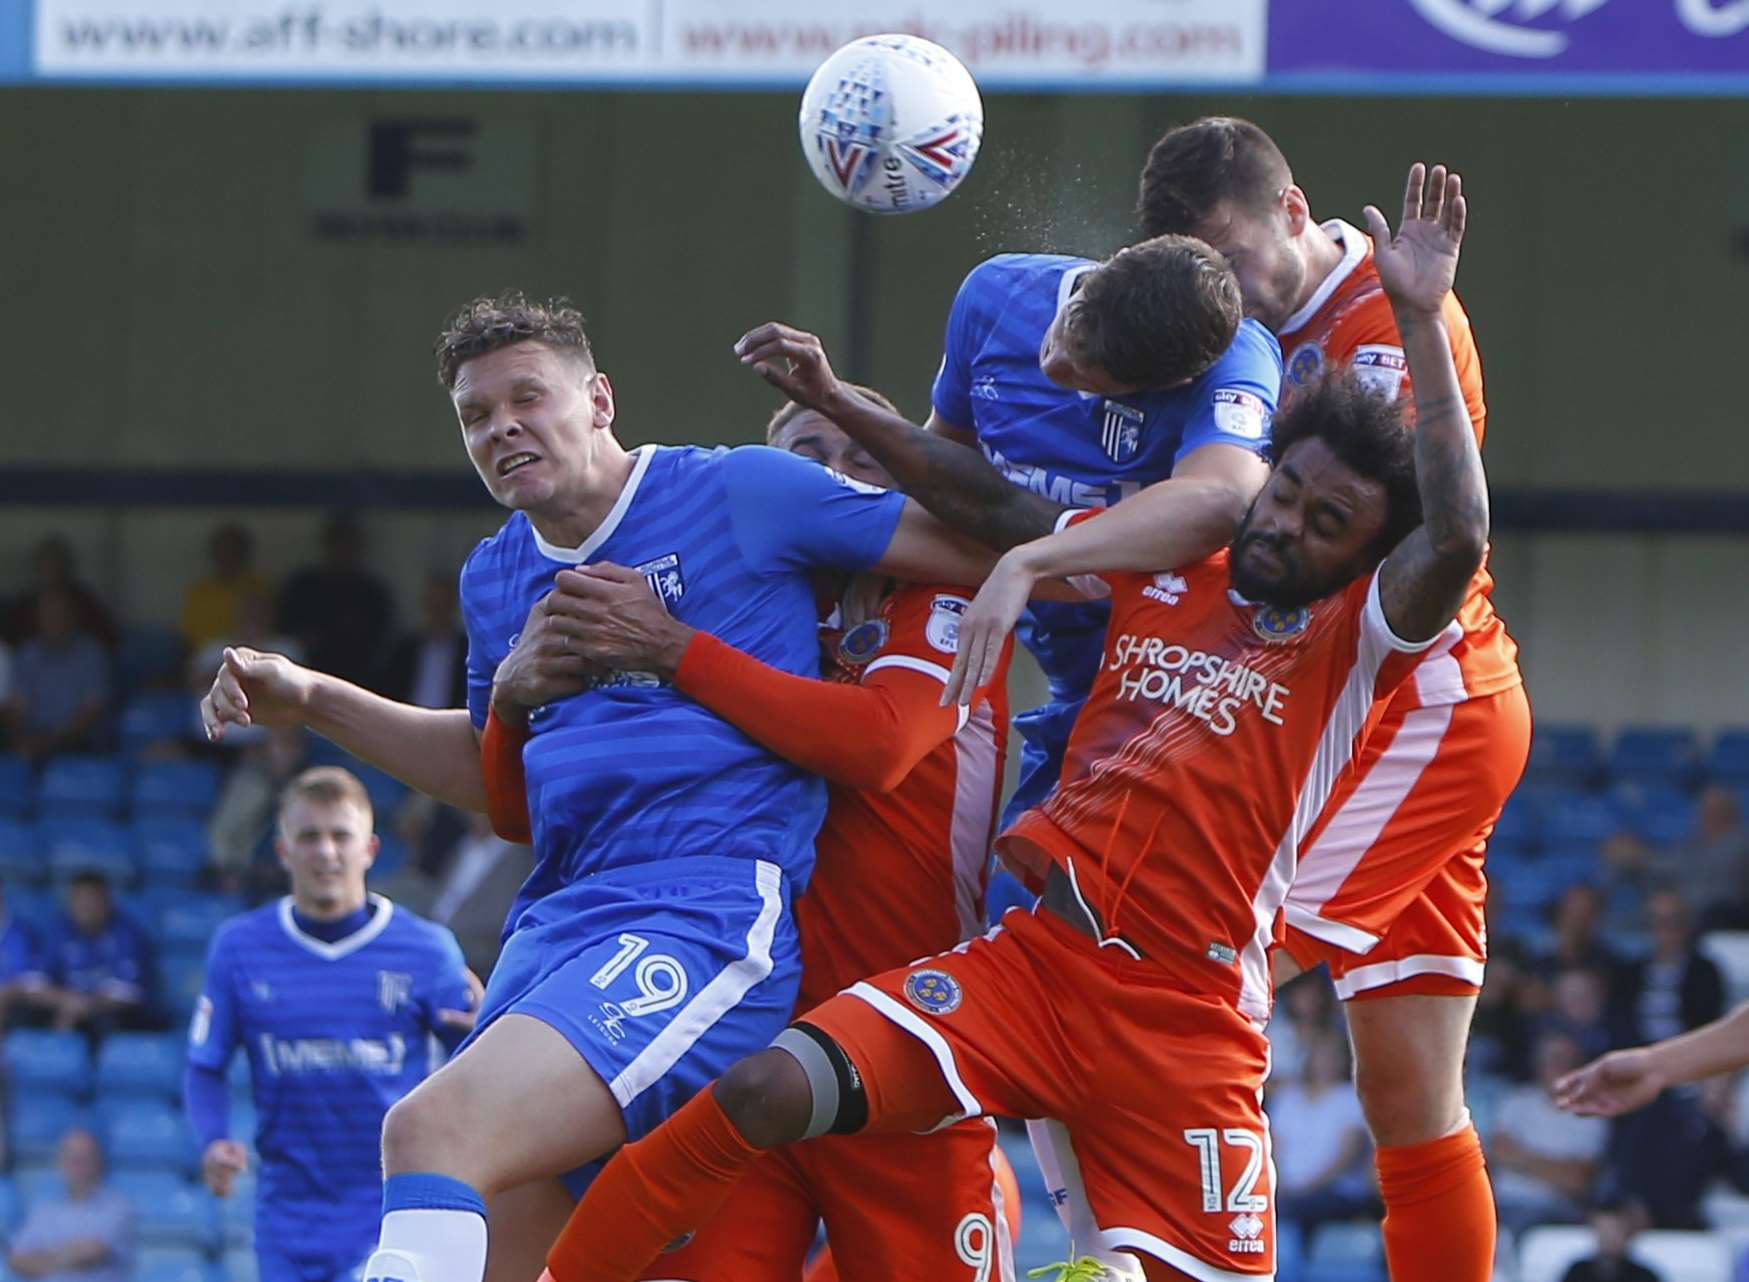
1228, 1212, 1266, 1254
1143, 573, 1188, 606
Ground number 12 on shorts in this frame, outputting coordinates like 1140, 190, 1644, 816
1181, 1128, 1268, 1214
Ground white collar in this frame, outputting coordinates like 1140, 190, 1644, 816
1278, 219, 1370, 338
277, 893, 394, 961
531, 445, 656, 564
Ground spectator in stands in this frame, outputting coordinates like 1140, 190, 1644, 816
1470, 930, 1536, 1080
28, 871, 154, 1034
1545, 884, 1624, 975
1601, 1071, 1742, 1231
1558, 1199, 1660, 1282
1267, 970, 1342, 1085
1490, 1031, 1609, 1235
1540, 967, 1622, 1062
186, 591, 302, 725
4, 535, 118, 650
208, 724, 310, 897
180, 522, 271, 653
0, 876, 50, 1030
1614, 888, 1724, 1046
377, 571, 470, 874
4, 585, 113, 761
1268, 1031, 1374, 1250
0, 636, 12, 706
1662, 786, 1749, 930
5, 1127, 133, 1282
277, 513, 394, 689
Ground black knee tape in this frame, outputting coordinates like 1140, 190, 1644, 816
790, 1021, 868, 1136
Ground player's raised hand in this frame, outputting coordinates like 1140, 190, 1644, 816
942, 550, 1031, 708
550, 564, 696, 680
200, 647, 317, 742
733, 322, 845, 412
1362, 162, 1466, 316
1553, 1045, 1666, 1118
201, 1138, 249, 1198
490, 591, 598, 723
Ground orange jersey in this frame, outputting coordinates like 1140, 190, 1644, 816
796, 580, 1010, 1010
1278, 219, 1520, 706
1002, 551, 1456, 1023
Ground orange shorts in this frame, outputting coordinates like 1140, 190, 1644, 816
636, 1119, 1015, 1282
803, 907, 1275, 1280
1282, 684, 1531, 1000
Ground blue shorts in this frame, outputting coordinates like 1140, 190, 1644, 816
256, 1238, 371, 1282
468, 856, 800, 1177
1000, 696, 1084, 829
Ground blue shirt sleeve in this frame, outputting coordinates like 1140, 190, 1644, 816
416, 925, 476, 1054
1174, 319, 1283, 464
459, 558, 495, 731
930, 259, 1001, 428
186, 928, 241, 1074
722, 446, 906, 575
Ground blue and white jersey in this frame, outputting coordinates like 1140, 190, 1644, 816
44, 911, 153, 1005
932, 252, 1282, 704
461, 444, 906, 924
187, 896, 471, 1254
0, 913, 46, 988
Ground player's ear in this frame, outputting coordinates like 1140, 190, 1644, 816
1283, 185, 1311, 238
590, 371, 616, 429
362, 832, 380, 870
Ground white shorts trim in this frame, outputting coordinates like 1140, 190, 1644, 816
1100, 1225, 1274, 1282
1330, 952, 1486, 1000
1282, 903, 1381, 955
846, 980, 982, 1124
608, 860, 784, 1107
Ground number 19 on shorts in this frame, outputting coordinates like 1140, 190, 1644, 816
1182, 1128, 1269, 1256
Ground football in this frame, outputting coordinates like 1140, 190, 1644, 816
797, 34, 984, 215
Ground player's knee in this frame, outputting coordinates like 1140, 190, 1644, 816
380, 1085, 473, 1178
1352, 1054, 1465, 1148
712, 1050, 812, 1150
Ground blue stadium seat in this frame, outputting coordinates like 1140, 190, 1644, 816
113, 1173, 219, 1249
0, 816, 44, 884
368, 834, 410, 880
3, 1029, 93, 1095
1613, 782, 1698, 847
1708, 729, 1749, 786
159, 894, 241, 953
12, 1163, 63, 1208
1540, 792, 1622, 847
1610, 726, 1701, 788
226, 1053, 252, 1098
119, 626, 186, 691
105, 1102, 199, 1174
35, 756, 128, 819
224, 1246, 261, 1282
220, 1181, 257, 1248
1304, 1222, 1386, 1282
350, 761, 409, 816
134, 1245, 216, 1282
97, 1033, 185, 1099
1491, 789, 1543, 851
119, 692, 200, 755
133, 819, 212, 886
161, 955, 207, 1020
8, 1096, 93, 1162
0, 1175, 19, 1232
1525, 723, 1602, 786
38, 817, 137, 887
0, 755, 33, 817
131, 761, 222, 820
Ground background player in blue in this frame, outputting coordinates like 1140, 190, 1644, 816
737, 235, 1282, 821
183, 767, 477, 1282
197, 294, 1025, 1282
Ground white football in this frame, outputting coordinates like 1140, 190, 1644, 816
798, 34, 983, 215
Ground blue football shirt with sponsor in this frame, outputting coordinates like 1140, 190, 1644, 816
186, 896, 472, 1255
932, 252, 1282, 703
459, 444, 906, 923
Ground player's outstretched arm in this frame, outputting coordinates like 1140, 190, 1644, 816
199, 648, 487, 813
1556, 1001, 1749, 1117
1369, 164, 1489, 643
734, 322, 1068, 549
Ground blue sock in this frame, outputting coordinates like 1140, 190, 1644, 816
364, 1173, 488, 1282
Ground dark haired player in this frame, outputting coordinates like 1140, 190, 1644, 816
197, 295, 1043, 1282
541, 164, 1488, 1282
748, 235, 1282, 832
1128, 117, 1530, 1282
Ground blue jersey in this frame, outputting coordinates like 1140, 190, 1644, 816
460, 443, 905, 924
933, 253, 1283, 704
45, 911, 153, 1006
0, 913, 46, 988
187, 896, 472, 1255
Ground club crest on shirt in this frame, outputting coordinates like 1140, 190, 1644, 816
635, 553, 686, 610
903, 967, 962, 1015
926, 595, 969, 654
377, 970, 413, 1015
837, 618, 889, 666
1099, 400, 1144, 463
1286, 342, 1325, 388
1252, 604, 1311, 643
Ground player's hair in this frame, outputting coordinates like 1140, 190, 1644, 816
765, 384, 900, 444
434, 291, 595, 390
1267, 370, 1421, 560
1137, 116, 1293, 238
67, 869, 111, 893
278, 767, 374, 827
1071, 236, 1242, 389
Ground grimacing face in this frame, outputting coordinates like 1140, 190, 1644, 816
770, 411, 893, 490
1194, 196, 1308, 333
276, 796, 377, 914
453, 340, 614, 517
1228, 438, 1388, 610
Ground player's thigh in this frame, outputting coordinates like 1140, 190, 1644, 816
1344, 989, 1479, 1147
811, 1121, 1017, 1282
635, 1148, 817, 1282
482, 1177, 576, 1282
383, 1011, 627, 1193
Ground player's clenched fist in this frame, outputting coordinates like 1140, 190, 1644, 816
490, 589, 600, 726
547, 565, 696, 679
201, 1138, 249, 1198
200, 647, 318, 742
734, 322, 846, 413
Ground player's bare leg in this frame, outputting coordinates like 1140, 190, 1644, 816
364, 1013, 628, 1282
1274, 954, 1492, 1282
482, 1179, 577, 1282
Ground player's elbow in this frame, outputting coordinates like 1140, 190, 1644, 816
1428, 504, 1489, 575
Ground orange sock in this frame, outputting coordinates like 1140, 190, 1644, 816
1374, 1123, 1495, 1282
545, 1086, 761, 1282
